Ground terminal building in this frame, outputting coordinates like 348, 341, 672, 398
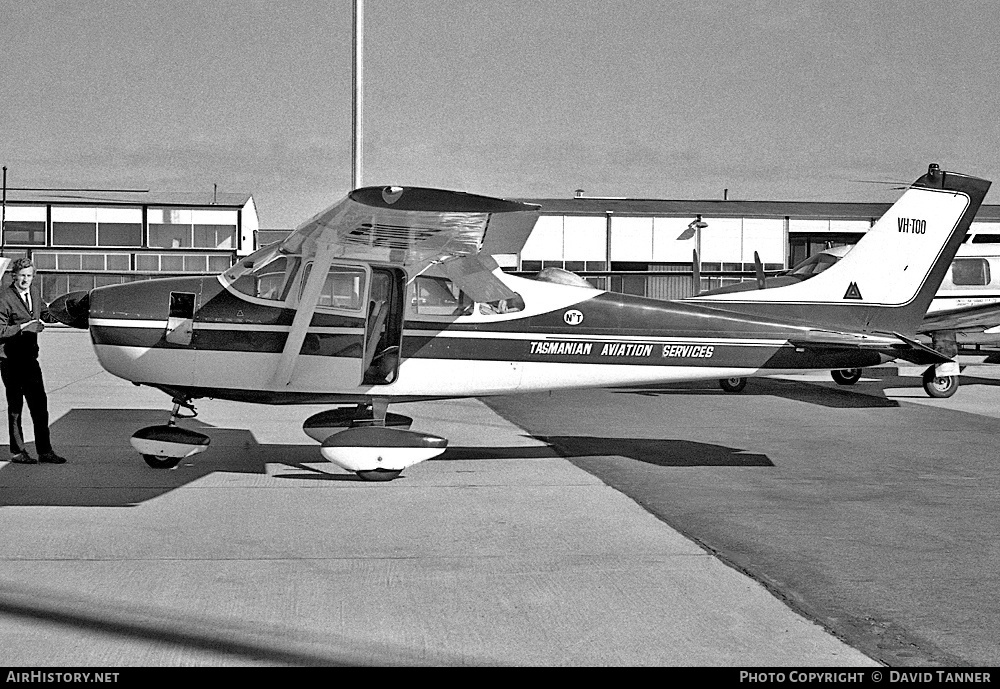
505, 194, 1000, 298
1, 189, 258, 302
3, 187, 1000, 303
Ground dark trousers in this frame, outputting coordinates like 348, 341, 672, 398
0, 358, 51, 455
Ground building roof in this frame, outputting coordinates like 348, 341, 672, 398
515, 196, 1000, 221
2, 189, 252, 208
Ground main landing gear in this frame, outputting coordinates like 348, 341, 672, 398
130, 397, 210, 469
303, 399, 447, 481
921, 331, 960, 399
922, 366, 959, 398
831, 368, 863, 385
719, 377, 747, 393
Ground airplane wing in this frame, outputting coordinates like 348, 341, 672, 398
269, 186, 539, 387
919, 301, 1000, 335
281, 186, 540, 268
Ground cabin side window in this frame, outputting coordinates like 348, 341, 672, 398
408, 276, 473, 316
951, 258, 991, 287
299, 264, 367, 311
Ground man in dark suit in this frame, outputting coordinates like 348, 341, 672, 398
0, 257, 66, 464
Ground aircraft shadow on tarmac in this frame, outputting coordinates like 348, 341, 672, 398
615, 377, 902, 408
527, 435, 773, 468
430, 437, 771, 468
0, 409, 374, 508
0, 580, 474, 667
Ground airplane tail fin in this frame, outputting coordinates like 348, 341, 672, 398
694, 164, 991, 336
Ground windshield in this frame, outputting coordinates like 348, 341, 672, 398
788, 253, 840, 278
223, 244, 302, 302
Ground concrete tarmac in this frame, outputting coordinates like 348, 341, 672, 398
486, 364, 1000, 667
0, 329, 877, 667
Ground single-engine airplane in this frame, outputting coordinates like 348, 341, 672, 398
48, 164, 989, 480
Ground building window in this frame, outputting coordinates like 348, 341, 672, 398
148, 208, 238, 249
99, 224, 142, 247
148, 209, 192, 248
32, 253, 57, 270
160, 255, 184, 272
193, 210, 238, 248
2, 206, 46, 245
194, 224, 237, 249
183, 255, 207, 272
52, 207, 99, 246
96, 208, 143, 247
40, 275, 69, 303
57, 254, 83, 271
106, 254, 130, 271
208, 255, 232, 272
32, 251, 132, 272
136, 255, 159, 271
52, 222, 97, 246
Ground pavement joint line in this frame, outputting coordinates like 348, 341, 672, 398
43, 369, 107, 395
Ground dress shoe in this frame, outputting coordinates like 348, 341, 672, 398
38, 451, 67, 464
10, 452, 37, 464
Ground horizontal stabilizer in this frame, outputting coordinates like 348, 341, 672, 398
891, 332, 953, 365
789, 329, 952, 365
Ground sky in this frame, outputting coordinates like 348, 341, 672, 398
2, 0, 1000, 228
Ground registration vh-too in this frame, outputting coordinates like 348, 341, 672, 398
47, 164, 991, 480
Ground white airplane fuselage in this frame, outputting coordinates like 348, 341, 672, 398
87, 268, 887, 404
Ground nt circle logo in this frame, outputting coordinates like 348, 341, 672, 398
564, 309, 584, 326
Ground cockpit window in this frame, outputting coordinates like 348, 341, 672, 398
225, 246, 302, 302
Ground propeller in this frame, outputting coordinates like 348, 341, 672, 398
47, 290, 90, 329
754, 251, 765, 289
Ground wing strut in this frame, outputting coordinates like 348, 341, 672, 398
270, 246, 336, 387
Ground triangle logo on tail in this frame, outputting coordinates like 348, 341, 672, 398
844, 282, 863, 300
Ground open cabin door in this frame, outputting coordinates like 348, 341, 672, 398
362, 267, 405, 386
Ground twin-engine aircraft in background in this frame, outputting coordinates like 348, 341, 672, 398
705, 235, 1000, 398
49, 164, 990, 480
